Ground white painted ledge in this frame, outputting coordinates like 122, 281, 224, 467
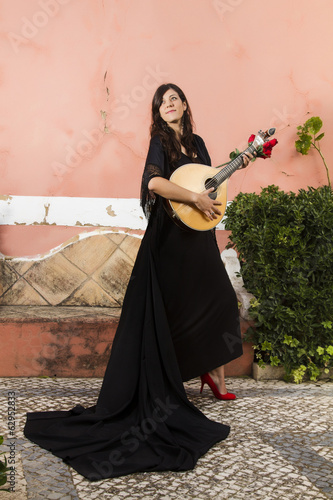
0, 196, 145, 229
0, 195, 229, 230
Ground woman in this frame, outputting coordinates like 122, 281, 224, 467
24, 84, 251, 481
141, 83, 250, 398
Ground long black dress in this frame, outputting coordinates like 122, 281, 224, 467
24, 134, 242, 481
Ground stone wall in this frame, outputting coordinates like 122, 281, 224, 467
0, 231, 141, 307
0, 230, 254, 377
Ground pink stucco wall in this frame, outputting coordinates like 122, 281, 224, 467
1, 0, 333, 256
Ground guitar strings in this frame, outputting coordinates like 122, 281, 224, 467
205, 144, 256, 189
171, 144, 257, 219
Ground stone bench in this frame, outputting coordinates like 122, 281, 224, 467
0, 230, 254, 377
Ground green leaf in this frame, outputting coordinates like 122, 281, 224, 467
0, 461, 7, 473
283, 335, 293, 345
229, 149, 241, 161
305, 116, 322, 135
261, 341, 272, 350
0, 437, 3, 446
291, 365, 307, 384
295, 136, 311, 155
315, 133, 324, 142
297, 348, 307, 358
0, 475, 8, 487
270, 355, 280, 366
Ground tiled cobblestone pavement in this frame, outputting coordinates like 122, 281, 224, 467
0, 377, 332, 499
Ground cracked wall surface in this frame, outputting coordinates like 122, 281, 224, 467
0, 231, 141, 307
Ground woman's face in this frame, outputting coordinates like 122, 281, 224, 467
159, 88, 187, 126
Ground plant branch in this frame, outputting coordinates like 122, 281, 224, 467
312, 141, 331, 189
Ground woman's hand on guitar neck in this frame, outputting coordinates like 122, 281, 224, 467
148, 177, 222, 221
239, 151, 257, 169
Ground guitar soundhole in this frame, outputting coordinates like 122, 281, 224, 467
205, 178, 217, 200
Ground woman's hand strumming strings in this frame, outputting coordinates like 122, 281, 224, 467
192, 188, 222, 221
148, 177, 222, 221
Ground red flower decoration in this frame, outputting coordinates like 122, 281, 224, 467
248, 135, 278, 159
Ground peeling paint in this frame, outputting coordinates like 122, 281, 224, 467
31, 221, 56, 226
0, 196, 151, 231
0, 195, 12, 202
75, 221, 94, 227
106, 205, 116, 217
43, 203, 50, 223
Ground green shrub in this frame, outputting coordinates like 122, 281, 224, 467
225, 184, 333, 382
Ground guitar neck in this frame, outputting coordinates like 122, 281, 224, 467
211, 144, 257, 187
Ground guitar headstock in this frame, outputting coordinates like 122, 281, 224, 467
251, 128, 276, 149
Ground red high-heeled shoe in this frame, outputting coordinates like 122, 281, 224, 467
200, 373, 236, 400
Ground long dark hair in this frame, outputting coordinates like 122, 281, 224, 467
150, 83, 197, 164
